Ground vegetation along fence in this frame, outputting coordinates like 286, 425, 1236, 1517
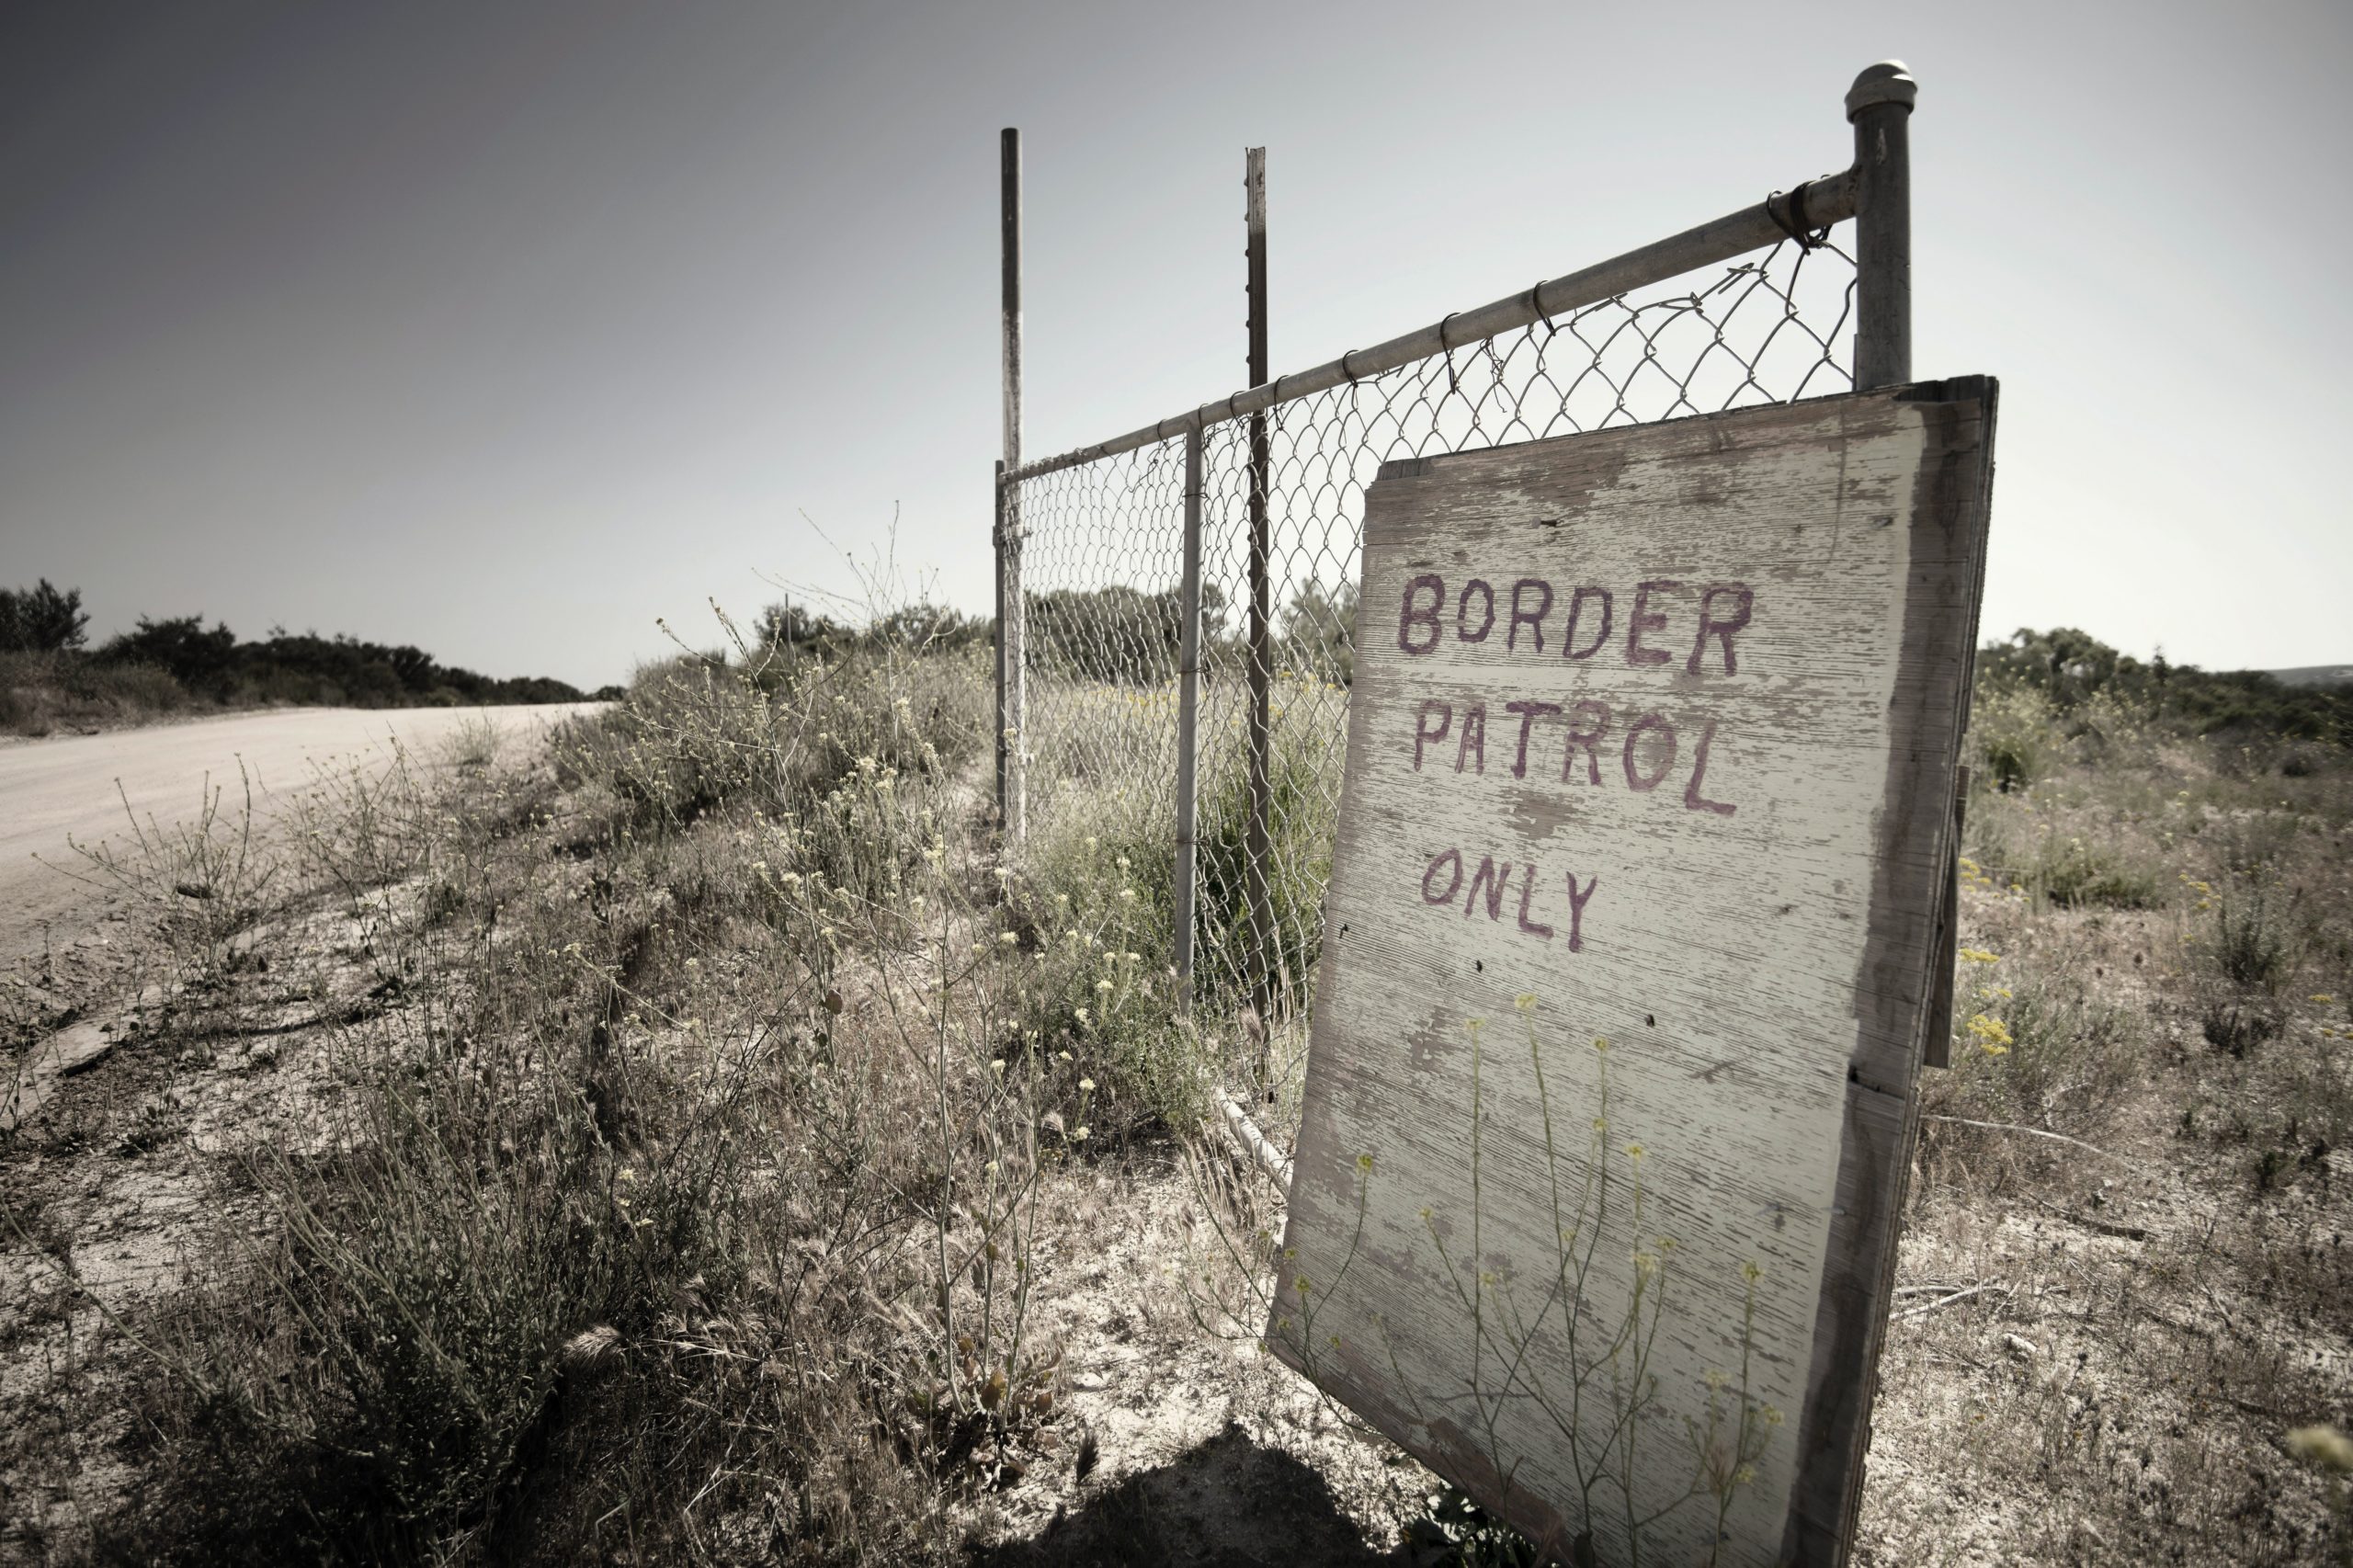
995, 62, 1917, 1145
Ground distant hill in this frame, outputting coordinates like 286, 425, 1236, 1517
1975, 629, 2349, 744
2268, 665, 2353, 690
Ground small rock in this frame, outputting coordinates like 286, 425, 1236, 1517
51, 1021, 118, 1077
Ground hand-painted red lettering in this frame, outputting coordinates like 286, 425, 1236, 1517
1683, 716, 1736, 816
1622, 711, 1677, 791
1457, 580, 1495, 642
1562, 699, 1609, 785
1398, 574, 1444, 655
1455, 704, 1487, 774
1563, 871, 1598, 951
1516, 865, 1553, 937
1688, 584, 1753, 676
1414, 699, 1453, 770
1626, 579, 1681, 666
1563, 586, 1612, 661
1421, 848, 1464, 904
1504, 699, 1561, 779
1464, 856, 1511, 921
1507, 578, 1552, 653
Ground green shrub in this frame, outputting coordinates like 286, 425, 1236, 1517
1010, 824, 1202, 1136
2213, 882, 2290, 991
2029, 834, 2162, 909
1188, 684, 1341, 1024
1943, 949, 2142, 1132
1971, 685, 2058, 794
0, 649, 191, 734
570, 645, 983, 835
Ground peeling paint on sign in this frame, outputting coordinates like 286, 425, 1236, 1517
1270, 381, 1997, 1568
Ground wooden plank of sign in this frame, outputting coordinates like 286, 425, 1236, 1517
1268, 380, 1996, 1568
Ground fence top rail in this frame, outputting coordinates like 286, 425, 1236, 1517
1002, 165, 1859, 488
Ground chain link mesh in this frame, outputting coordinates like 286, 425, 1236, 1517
1015, 438, 1190, 832
1010, 236, 1855, 1149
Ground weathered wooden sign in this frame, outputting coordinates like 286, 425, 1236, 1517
1270, 381, 1996, 1567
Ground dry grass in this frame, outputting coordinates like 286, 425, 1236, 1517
0, 628, 1370, 1566
1854, 692, 2353, 1564
1, 635, 2348, 1567
0, 652, 190, 739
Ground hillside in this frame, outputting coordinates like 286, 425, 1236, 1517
2271, 664, 2353, 690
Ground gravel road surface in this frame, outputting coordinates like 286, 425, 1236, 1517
0, 704, 598, 964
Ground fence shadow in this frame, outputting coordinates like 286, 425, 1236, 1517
967, 1420, 1409, 1568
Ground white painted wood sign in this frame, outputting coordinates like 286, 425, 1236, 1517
1270, 381, 1997, 1567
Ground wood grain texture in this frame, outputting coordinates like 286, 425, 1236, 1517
1268, 381, 1995, 1567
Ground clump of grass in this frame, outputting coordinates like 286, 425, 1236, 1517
2199, 994, 2280, 1057
444, 712, 502, 772
1008, 820, 1200, 1138
1970, 684, 2057, 793
567, 647, 972, 836
0, 649, 189, 736
1926, 945, 2143, 1169
1189, 688, 1340, 1025
2212, 881, 2292, 991
56, 767, 278, 998
2029, 833, 2163, 910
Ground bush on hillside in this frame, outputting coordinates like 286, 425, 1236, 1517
95, 617, 586, 708
0, 579, 90, 653
1977, 627, 2349, 745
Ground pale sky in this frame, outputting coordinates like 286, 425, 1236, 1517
3, 1, 2346, 688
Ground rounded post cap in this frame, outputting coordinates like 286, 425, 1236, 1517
1846, 61, 1917, 120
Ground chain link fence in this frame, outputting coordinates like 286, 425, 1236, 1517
1006, 216, 1860, 1152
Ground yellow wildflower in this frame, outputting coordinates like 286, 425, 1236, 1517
1967, 1013, 2014, 1054
2288, 1425, 2353, 1474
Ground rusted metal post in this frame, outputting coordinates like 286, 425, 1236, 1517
1848, 61, 1915, 390
1850, 61, 1945, 1082
1244, 146, 1275, 1027
998, 128, 1026, 849
993, 460, 1011, 811
1173, 424, 1205, 1002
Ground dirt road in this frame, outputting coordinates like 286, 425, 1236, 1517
0, 704, 598, 964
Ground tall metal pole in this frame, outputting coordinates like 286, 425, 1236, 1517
1847, 61, 1915, 390
1173, 425, 1205, 1004
998, 128, 1027, 849
1244, 146, 1275, 1031
1850, 60, 1948, 1084
993, 458, 1009, 799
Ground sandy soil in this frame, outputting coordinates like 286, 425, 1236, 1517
0, 704, 598, 966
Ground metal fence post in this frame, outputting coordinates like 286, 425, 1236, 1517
1849, 59, 1948, 1076
1174, 425, 1205, 1004
999, 128, 1027, 849
994, 460, 1012, 815
1847, 61, 1915, 390
1243, 145, 1275, 1026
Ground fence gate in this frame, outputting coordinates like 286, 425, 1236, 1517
995, 62, 1919, 1175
